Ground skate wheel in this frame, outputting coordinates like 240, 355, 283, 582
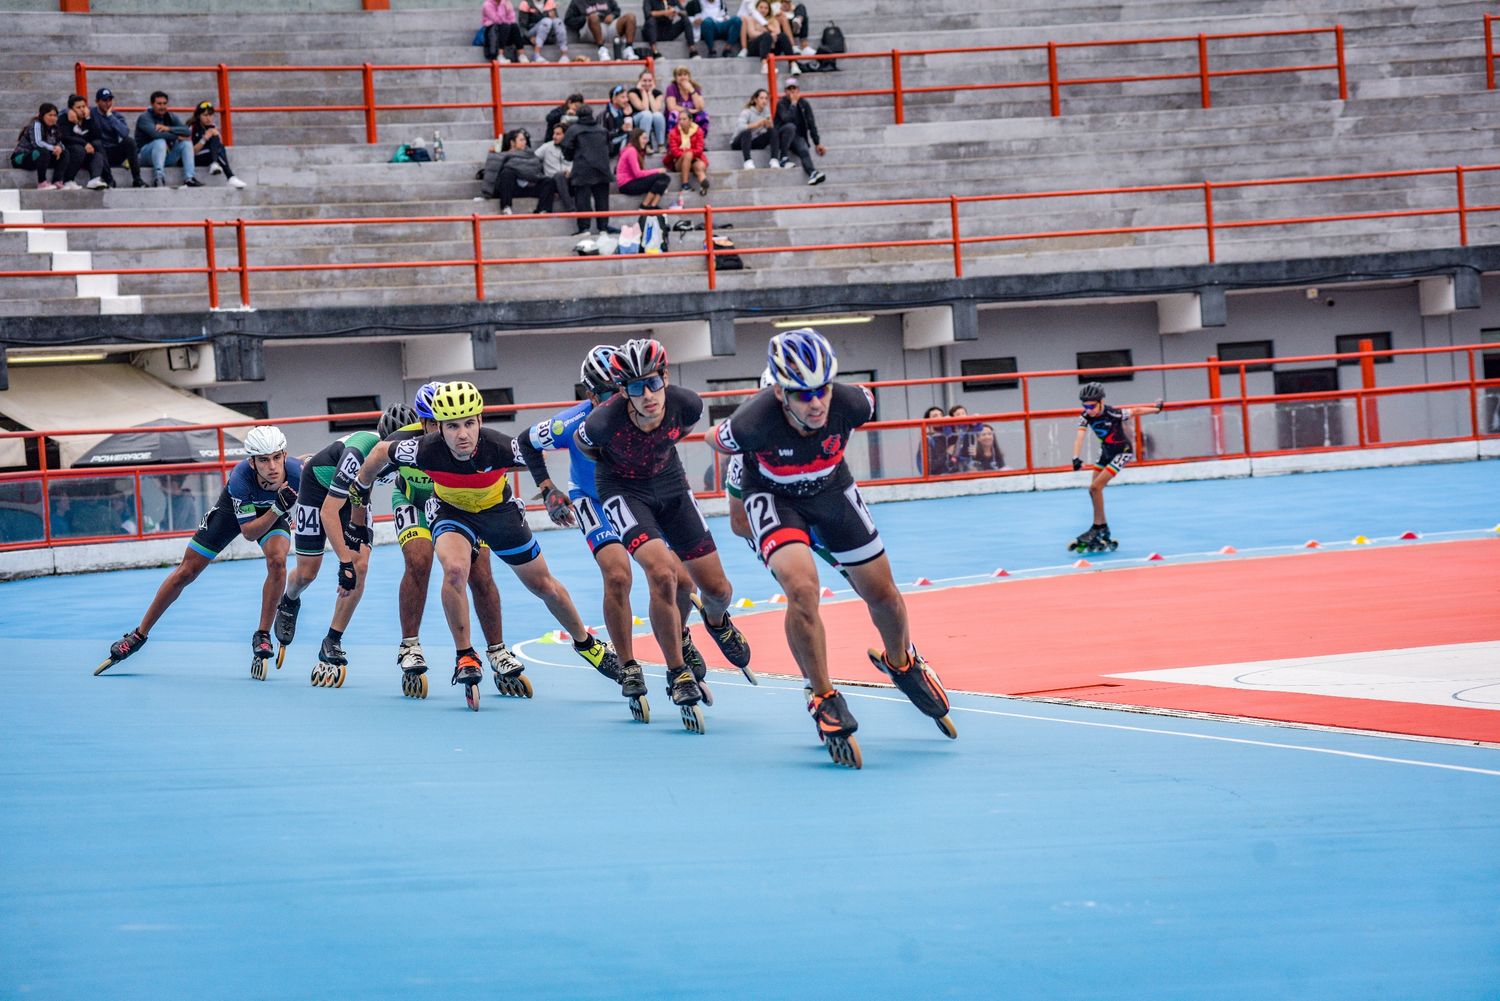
698, 679, 714, 707
251, 658, 267, 681
333, 665, 346, 689
276, 645, 287, 669
310, 665, 324, 687
465, 683, 480, 711
680, 703, 705, 734
935, 714, 958, 740
629, 695, 650, 724
1108, 541, 1119, 551
827, 734, 862, 769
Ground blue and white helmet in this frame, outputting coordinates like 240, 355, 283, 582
413, 380, 445, 421
580, 345, 617, 396
767, 328, 837, 391
758, 366, 775, 389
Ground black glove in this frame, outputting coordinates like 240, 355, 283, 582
1071, 458, 1083, 472
272, 484, 299, 517
338, 560, 358, 592
343, 522, 371, 552
1155, 399, 1166, 413
541, 486, 576, 528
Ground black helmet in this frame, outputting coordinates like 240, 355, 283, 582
377, 403, 418, 438
609, 338, 669, 385
1078, 382, 1106, 402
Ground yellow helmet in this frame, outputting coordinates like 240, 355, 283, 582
431, 381, 484, 422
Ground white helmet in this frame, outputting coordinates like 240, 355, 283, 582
243, 425, 287, 456
758, 366, 775, 389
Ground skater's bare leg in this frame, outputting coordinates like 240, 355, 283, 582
135, 548, 213, 635
397, 539, 433, 636
674, 559, 696, 620
510, 552, 588, 639
436, 532, 475, 650
1089, 468, 1112, 524
596, 543, 636, 663
727, 495, 750, 540
843, 553, 911, 668
283, 551, 321, 602
634, 539, 686, 669
258, 535, 290, 632
682, 549, 733, 627
767, 543, 829, 691
328, 544, 370, 632
469, 547, 505, 646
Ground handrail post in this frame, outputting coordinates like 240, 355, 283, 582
1359, 336, 1380, 444
1456, 164, 1469, 246
1334, 25, 1347, 100
1202, 180, 1216, 263
890, 50, 905, 125
204, 219, 219, 310
37, 434, 52, 545
1197, 33, 1211, 109
1467, 349, 1480, 438
1207, 356, 1225, 455
362, 63, 378, 144
1046, 41, 1060, 116
1238, 364, 1251, 455
645, 53, 656, 80
704, 204, 717, 291
491, 59, 504, 138
217, 63, 234, 146
948, 195, 962, 277
216, 427, 226, 474
132, 471, 145, 539
766, 55, 779, 107
918, 419, 929, 477
1488, 15, 1496, 91
1020, 376, 1034, 472
235, 218, 250, 307
74, 63, 88, 104
471, 214, 485, 301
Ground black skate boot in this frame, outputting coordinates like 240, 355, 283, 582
274, 593, 300, 647
312, 634, 348, 688
574, 635, 621, 683
689, 592, 757, 684
398, 638, 428, 699
808, 688, 862, 769
681, 628, 712, 706
1067, 526, 1099, 553
667, 665, 706, 734
868, 646, 958, 739
453, 651, 484, 711
1093, 523, 1119, 552
487, 641, 533, 698
251, 630, 274, 681
95, 629, 147, 675
617, 660, 649, 723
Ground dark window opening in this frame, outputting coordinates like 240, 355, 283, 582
1335, 332, 1392, 365
959, 356, 1019, 392
327, 395, 379, 432
1215, 340, 1274, 376
1076, 349, 1134, 383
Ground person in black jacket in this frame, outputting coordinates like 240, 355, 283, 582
189, 102, 247, 188
60, 94, 110, 189
562, 105, 615, 235
92, 88, 144, 188
773, 81, 825, 185
134, 90, 200, 188
492, 128, 552, 214
9, 103, 64, 188
545, 93, 585, 137
564, 0, 638, 60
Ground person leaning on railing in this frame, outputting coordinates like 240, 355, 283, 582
9, 102, 65, 189
481, 0, 528, 63
189, 101, 247, 189
92, 88, 144, 188
773, 79, 824, 184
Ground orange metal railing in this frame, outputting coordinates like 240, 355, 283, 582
1489, 15, 1499, 90
767, 26, 1347, 124
73, 56, 656, 147
2, 161, 1497, 302
1, 341, 1495, 553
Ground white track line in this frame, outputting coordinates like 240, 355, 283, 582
513, 638, 1500, 777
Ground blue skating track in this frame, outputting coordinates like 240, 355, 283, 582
2, 463, 1498, 999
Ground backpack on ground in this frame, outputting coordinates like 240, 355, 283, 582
708, 234, 744, 271
816, 22, 844, 71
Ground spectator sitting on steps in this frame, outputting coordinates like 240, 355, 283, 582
189, 102, 247, 189
60, 94, 110, 190
535, 122, 576, 212
626, 68, 667, 153
546, 92, 587, 136
665, 112, 708, 196
482, 0, 528, 62
692, 0, 742, 58
773, 80, 824, 184
642, 0, 692, 59
135, 90, 200, 188
731, 87, 781, 169
9, 103, 65, 189
616, 127, 671, 209
518, 0, 569, 62
564, 0, 638, 61
493, 128, 554, 214
92, 88, 144, 188
744, 0, 793, 68
665, 65, 711, 136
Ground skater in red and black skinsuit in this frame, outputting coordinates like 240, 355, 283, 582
575, 337, 754, 734
710, 328, 957, 769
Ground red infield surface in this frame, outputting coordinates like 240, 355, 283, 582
666, 540, 1500, 743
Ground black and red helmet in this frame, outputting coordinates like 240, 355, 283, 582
609, 338, 669, 386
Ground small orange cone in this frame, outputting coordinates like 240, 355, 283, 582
770, 593, 787, 604
991, 568, 1010, 577
819, 586, 835, 598
1146, 553, 1164, 561
1218, 545, 1237, 555
1304, 540, 1321, 549
1072, 559, 1092, 569
913, 577, 932, 587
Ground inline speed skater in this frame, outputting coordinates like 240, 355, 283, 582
359, 380, 613, 711
710, 329, 958, 768
1069, 382, 1164, 553
575, 338, 753, 735
94, 425, 304, 681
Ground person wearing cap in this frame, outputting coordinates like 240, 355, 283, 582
134, 90, 200, 188
773, 79, 825, 185
92, 87, 145, 188
600, 84, 634, 157
189, 101, 247, 189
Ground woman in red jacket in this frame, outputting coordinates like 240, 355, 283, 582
664, 113, 708, 196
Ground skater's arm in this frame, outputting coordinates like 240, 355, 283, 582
707, 421, 740, 455
1070, 426, 1087, 471
572, 429, 603, 463
1121, 400, 1165, 419
238, 484, 297, 540
355, 440, 395, 493
322, 491, 361, 564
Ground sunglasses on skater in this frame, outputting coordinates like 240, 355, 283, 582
1081, 400, 1101, 411
624, 374, 665, 397
788, 384, 831, 403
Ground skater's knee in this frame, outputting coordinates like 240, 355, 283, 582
782, 576, 820, 608
644, 562, 677, 597
602, 563, 632, 595
442, 564, 470, 590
